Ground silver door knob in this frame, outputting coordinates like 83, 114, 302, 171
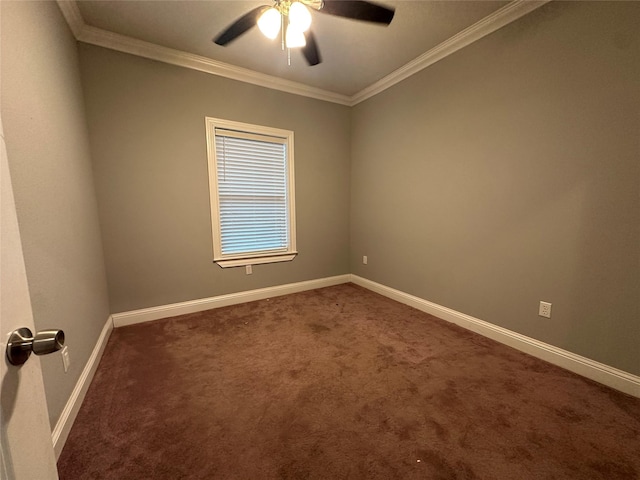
6, 327, 65, 366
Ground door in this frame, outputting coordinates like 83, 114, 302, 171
0, 113, 59, 478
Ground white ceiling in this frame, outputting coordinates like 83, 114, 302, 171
73, 0, 515, 98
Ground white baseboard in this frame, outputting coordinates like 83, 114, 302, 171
111, 274, 352, 328
351, 275, 640, 398
52, 315, 114, 458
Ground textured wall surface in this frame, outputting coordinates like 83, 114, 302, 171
1, 1, 111, 427
350, 2, 640, 374
78, 44, 351, 313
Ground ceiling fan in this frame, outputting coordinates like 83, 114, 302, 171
213, 0, 395, 66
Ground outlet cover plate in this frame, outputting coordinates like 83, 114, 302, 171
539, 301, 552, 318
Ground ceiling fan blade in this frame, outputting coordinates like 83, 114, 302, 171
213, 6, 270, 46
302, 30, 322, 66
319, 1, 395, 25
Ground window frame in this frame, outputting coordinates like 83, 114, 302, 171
205, 117, 297, 268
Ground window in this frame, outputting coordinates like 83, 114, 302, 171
205, 117, 297, 268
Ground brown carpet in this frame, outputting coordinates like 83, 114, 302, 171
58, 283, 640, 479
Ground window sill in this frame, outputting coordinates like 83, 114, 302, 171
215, 252, 297, 268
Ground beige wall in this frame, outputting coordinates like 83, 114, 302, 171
1, 1, 111, 427
77, 44, 351, 313
350, 1, 640, 375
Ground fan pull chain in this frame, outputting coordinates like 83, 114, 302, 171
281, 14, 285, 51
288, 48, 291, 66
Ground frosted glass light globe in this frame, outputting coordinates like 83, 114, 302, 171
258, 8, 281, 39
289, 2, 311, 32
285, 25, 306, 48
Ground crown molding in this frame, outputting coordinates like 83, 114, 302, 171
57, 0, 548, 107
350, 0, 550, 105
55, 1, 351, 106
80, 25, 352, 105
56, 0, 85, 39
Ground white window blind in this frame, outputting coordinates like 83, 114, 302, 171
215, 130, 288, 255
205, 118, 297, 268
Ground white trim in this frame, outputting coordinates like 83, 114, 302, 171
350, 0, 550, 105
111, 274, 351, 328
55, 0, 351, 106
50, 274, 639, 459
52, 315, 114, 458
216, 253, 297, 268
56, 0, 85, 39
78, 25, 352, 105
351, 275, 640, 398
55, 0, 548, 107
205, 117, 297, 267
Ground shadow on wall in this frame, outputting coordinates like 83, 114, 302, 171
1, 364, 20, 479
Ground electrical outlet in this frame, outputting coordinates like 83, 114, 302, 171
363, 256, 368, 265
539, 301, 552, 318
61, 346, 70, 373
245, 265, 252, 275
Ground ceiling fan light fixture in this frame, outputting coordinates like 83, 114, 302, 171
257, 7, 281, 39
213, 0, 395, 67
288, 2, 312, 32
285, 25, 306, 48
